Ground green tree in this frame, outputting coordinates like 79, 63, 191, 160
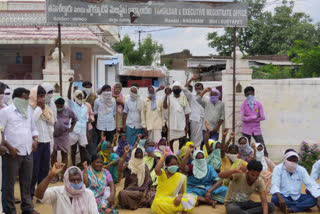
288, 40, 320, 77
112, 35, 163, 66
208, 0, 319, 56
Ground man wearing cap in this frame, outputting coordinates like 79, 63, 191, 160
197, 87, 225, 149
271, 149, 320, 213
163, 81, 191, 152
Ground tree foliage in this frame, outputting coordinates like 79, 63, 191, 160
288, 40, 320, 77
207, 0, 319, 56
251, 64, 294, 79
112, 35, 163, 66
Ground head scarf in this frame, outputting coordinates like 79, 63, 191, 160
41, 82, 55, 105
255, 143, 268, 171
282, 150, 300, 161
192, 150, 208, 179
282, 150, 300, 173
172, 81, 188, 107
172, 81, 182, 88
73, 90, 84, 103
205, 140, 222, 170
147, 86, 157, 111
155, 138, 174, 156
112, 82, 124, 114
128, 148, 146, 187
100, 91, 114, 114
129, 86, 141, 109
179, 141, 194, 160
238, 137, 253, 156
100, 141, 112, 164
63, 166, 86, 214
29, 86, 54, 123
211, 88, 221, 97
116, 134, 129, 162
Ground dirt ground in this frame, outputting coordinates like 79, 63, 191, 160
13, 180, 320, 214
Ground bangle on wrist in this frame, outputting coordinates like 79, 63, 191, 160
160, 157, 165, 162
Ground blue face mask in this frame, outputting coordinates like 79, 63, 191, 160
167, 165, 179, 174
70, 181, 83, 190
146, 146, 155, 153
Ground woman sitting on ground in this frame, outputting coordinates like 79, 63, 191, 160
255, 143, 275, 192
83, 155, 118, 214
151, 151, 197, 214
117, 146, 153, 209
180, 145, 228, 207
220, 129, 248, 187
238, 136, 255, 162
96, 135, 119, 182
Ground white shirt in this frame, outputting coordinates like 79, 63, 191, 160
32, 106, 54, 143
0, 104, 38, 155
123, 98, 142, 129
41, 186, 99, 214
168, 95, 191, 131
182, 88, 204, 122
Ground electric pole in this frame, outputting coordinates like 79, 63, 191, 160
135, 30, 146, 47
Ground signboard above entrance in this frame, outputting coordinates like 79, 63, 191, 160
46, 0, 248, 27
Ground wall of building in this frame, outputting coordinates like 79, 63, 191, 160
71, 47, 92, 82
251, 78, 320, 160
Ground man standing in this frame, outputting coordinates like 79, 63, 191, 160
29, 86, 55, 199
271, 149, 320, 213
141, 86, 165, 143
197, 87, 224, 148
0, 87, 39, 214
68, 78, 89, 167
184, 74, 205, 147
163, 81, 191, 151
123, 86, 144, 146
82, 81, 98, 109
240, 86, 268, 156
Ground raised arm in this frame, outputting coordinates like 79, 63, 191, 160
218, 166, 247, 179
117, 145, 130, 173
185, 74, 199, 88
163, 87, 171, 109
220, 128, 229, 158
68, 77, 74, 100
155, 148, 168, 176
204, 121, 213, 154
179, 145, 194, 174
35, 162, 65, 199
82, 161, 89, 187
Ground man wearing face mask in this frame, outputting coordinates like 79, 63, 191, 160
123, 86, 144, 146
183, 74, 205, 148
0, 87, 39, 214
94, 84, 116, 143
82, 81, 98, 110
197, 87, 224, 149
163, 81, 191, 152
68, 78, 89, 167
271, 149, 320, 213
0, 82, 8, 109
3, 86, 11, 106
240, 86, 268, 156
35, 163, 100, 214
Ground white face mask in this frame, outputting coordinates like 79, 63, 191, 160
226, 153, 238, 162
4, 88, 10, 104
159, 145, 166, 151
0, 94, 4, 106
284, 160, 297, 173
84, 88, 92, 95
45, 94, 53, 104
75, 98, 83, 105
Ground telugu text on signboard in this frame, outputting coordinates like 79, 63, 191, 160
46, 0, 248, 28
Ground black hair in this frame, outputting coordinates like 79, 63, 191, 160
158, 138, 166, 144
82, 90, 88, 99
165, 155, 178, 165
82, 81, 92, 87
238, 136, 248, 144
179, 137, 190, 149
12, 88, 30, 99
284, 149, 296, 154
55, 97, 65, 105
244, 86, 255, 95
195, 82, 204, 89
101, 84, 111, 92
147, 85, 154, 90
188, 85, 193, 89
247, 159, 263, 172
228, 144, 239, 153
37, 85, 46, 95
135, 148, 143, 157
131, 83, 140, 88
0, 82, 6, 93
5, 85, 10, 89
91, 153, 103, 163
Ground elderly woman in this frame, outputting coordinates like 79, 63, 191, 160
151, 151, 197, 214
180, 145, 228, 207
117, 146, 153, 209
83, 155, 118, 214
35, 163, 101, 214
123, 86, 144, 146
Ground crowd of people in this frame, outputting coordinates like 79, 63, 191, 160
0, 74, 320, 214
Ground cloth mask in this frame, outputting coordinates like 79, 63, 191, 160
159, 145, 166, 151
167, 165, 179, 174
0, 94, 4, 106
57, 107, 64, 112
210, 96, 219, 104
173, 88, 182, 95
75, 98, 83, 105
70, 181, 83, 190
13, 98, 29, 119
146, 146, 155, 153
247, 95, 255, 110
226, 153, 238, 162
84, 88, 92, 96
284, 160, 297, 173
4, 94, 10, 104
45, 94, 53, 104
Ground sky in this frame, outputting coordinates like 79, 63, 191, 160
120, 0, 320, 56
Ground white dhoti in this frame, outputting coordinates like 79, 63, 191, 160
190, 117, 204, 147
169, 129, 185, 142
149, 130, 162, 143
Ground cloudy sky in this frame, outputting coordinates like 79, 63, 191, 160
120, 0, 320, 56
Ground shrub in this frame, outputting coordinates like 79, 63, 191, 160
299, 141, 320, 173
